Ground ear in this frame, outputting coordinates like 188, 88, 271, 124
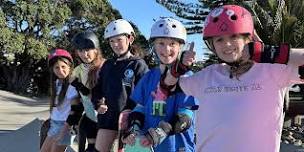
128, 35, 135, 45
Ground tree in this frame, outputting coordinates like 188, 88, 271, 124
0, 0, 149, 95
0, 0, 71, 94
156, 0, 304, 66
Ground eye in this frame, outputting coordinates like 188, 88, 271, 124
214, 37, 223, 43
159, 24, 163, 27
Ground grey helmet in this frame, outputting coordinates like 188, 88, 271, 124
72, 31, 100, 50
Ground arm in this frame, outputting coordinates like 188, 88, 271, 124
288, 48, 304, 66
122, 104, 145, 145
247, 39, 304, 66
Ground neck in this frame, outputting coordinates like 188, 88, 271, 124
116, 51, 132, 61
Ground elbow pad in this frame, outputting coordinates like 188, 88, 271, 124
71, 103, 84, 114
67, 104, 84, 126
66, 113, 82, 126
249, 41, 290, 64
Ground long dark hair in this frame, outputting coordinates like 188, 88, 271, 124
49, 57, 73, 112
86, 48, 105, 89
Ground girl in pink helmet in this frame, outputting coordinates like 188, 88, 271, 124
41, 49, 79, 152
162, 4, 304, 152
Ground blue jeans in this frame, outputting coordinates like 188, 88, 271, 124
47, 120, 72, 145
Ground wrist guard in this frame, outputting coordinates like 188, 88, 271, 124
71, 78, 90, 95
249, 41, 290, 64
170, 52, 191, 78
299, 65, 304, 79
146, 121, 172, 147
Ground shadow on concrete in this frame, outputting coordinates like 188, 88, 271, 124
0, 90, 48, 107
0, 118, 76, 152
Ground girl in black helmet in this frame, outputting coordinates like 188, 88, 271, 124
70, 31, 105, 152
92, 19, 149, 152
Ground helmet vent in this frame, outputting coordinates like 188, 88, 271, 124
231, 15, 237, 21
159, 23, 163, 27
172, 24, 176, 28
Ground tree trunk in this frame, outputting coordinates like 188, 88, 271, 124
2, 64, 32, 94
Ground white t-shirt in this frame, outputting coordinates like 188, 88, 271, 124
180, 63, 301, 152
51, 80, 78, 121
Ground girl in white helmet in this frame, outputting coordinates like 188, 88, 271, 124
92, 19, 149, 152
121, 18, 198, 152
162, 5, 304, 152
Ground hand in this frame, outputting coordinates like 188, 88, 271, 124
145, 121, 172, 146
170, 42, 195, 78
119, 109, 131, 130
122, 133, 137, 145
181, 42, 196, 66
97, 97, 108, 114
140, 135, 153, 147
97, 105, 108, 114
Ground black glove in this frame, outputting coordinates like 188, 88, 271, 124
71, 78, 90, 95
146, 121, 172, 147
170, 55, 191, 78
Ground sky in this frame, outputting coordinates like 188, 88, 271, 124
108, 0, 207, 61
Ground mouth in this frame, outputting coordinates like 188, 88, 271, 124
223, 49, 236, 55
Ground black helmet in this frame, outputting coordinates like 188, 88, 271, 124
72, 31, 100, 50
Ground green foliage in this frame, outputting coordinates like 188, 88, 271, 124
157, 0, 304, 66
0, 0, 149, 95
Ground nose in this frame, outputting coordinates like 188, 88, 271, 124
112, 42, 119, 47
163, 45, 171, 53
58, 67, 66, 74
224, 39, 233, 47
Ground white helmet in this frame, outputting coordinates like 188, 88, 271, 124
104, 19, 135, 39
150, 18, 187, 43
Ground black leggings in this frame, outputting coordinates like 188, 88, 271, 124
79, 114, 98, 138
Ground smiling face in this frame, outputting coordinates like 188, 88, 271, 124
109, 34, 134, 56
52, 59, 71, 80
153, 38, 182, 64
212, 34, 249, 63
76, 48, 98, 64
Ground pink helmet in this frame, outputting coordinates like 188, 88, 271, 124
202, 5, 254, 39
48, 48, 73, 65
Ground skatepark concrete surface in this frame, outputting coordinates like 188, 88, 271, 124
0, 90, 77, 152
0, 90, 303, 152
